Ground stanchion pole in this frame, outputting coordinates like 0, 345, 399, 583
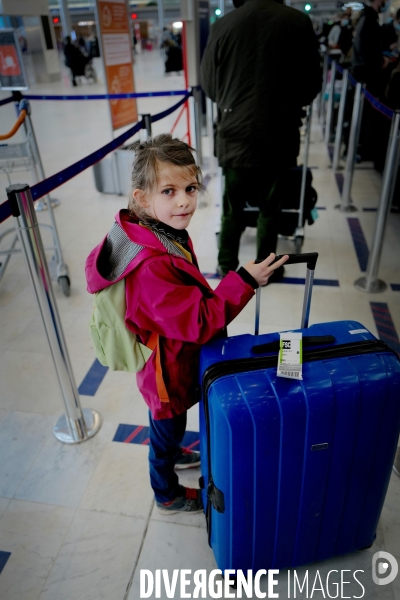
293, 104, 313, 252
192, 86, 203, 166
324, 60, 336, 146
354, 110, 400, 293
7, 184, 101, 444
335, 82, 363, 212
319, 53, 329, 124
394, 448, 400, 477
206, 97, 217, 177
332, 68, 349, 171
299, 104, 312, 228
139, 113, 152, 142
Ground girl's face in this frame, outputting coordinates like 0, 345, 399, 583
134, 162, 198, 230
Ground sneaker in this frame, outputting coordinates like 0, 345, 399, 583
156, 487, 203, 514
175, 447, 201, 470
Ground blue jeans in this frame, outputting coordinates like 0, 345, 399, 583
148, 410, 187, 503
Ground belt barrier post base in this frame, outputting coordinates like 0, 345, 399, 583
353, 276, 387, 293
7, 183, 102, 445
54, 408, 102, 444
334, 202, 358, 213
332, 68, 349, 172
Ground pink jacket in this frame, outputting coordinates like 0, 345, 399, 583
86, 210, 255, 419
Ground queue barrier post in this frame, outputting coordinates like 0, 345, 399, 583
324, 60, 336, 146
354, 110, 400, 293
206, 97, 217, 177
332, 68, 349, 171
139, 113, 153, 141
7, 184, 101, 444
319, 53, 329, 125
192, 86, 203, 166
335, 82, 364, 212
294, 104, 313, 252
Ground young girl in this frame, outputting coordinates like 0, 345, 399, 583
86, 134, 288, 514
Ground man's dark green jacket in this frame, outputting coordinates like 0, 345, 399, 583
201, 0, 322, 169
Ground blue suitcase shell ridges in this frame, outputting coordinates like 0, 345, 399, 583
199, 320, 400, 572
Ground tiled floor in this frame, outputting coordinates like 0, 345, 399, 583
0, 50, 400, 599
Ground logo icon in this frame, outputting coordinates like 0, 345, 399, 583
372, 551, 398, 586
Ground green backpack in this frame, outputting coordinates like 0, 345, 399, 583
89, 278, 153, 372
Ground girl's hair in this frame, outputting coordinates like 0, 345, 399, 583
128, 133, 204, 223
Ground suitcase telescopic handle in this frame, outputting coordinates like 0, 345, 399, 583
271, 252, 318, 271
254, 252, 319, 335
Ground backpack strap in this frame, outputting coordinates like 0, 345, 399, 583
146, 332, 170, 403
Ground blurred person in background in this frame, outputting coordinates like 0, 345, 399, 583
348, 0, 391, 162
63, 36, 84, 87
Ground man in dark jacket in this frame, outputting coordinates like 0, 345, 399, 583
201, 0, 321, 277
63, 36, 85, 87
351, 0, 391, 162
382, 9, 400, 53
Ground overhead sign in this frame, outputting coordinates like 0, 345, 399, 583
0, 30, 28, 90
96, 0, 138, 130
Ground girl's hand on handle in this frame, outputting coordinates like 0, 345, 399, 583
243, 253, 289, 287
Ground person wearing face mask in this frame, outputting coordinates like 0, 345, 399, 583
200, 0, 322, 279
328, 8, 353, 57
337, 9, 354, 60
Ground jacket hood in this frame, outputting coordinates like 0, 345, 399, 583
85, 210, 190, 294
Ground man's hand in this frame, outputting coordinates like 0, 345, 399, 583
244, 253, 289, 287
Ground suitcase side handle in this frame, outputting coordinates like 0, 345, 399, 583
254, 252, 319, 334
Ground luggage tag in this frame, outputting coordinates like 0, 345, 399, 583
277, 332, 303, 380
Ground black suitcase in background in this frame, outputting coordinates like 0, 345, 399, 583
243, 166, 318, 236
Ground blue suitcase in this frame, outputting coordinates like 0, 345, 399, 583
199, 253, 400, 572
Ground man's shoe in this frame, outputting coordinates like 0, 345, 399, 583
175, 447, 200, 470
156, 487, 203, 514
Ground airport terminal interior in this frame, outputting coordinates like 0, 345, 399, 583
0, 15, 400, 600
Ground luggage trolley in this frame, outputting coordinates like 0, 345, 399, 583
242, 104, 316, 254
0, 98, 70, 295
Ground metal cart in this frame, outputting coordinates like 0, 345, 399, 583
0, 98, 70, 295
